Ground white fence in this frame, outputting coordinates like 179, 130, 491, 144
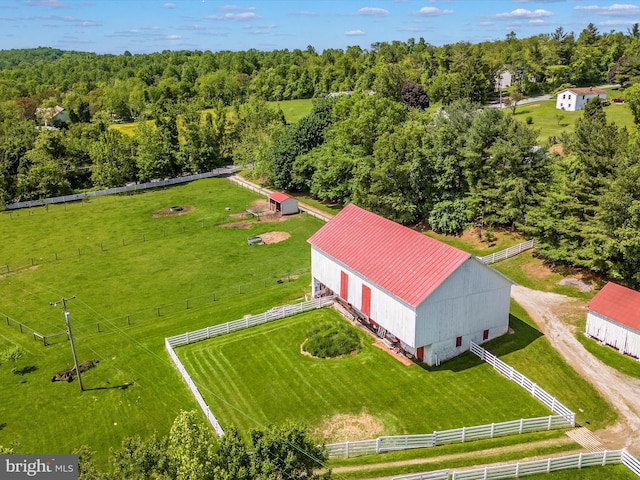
450, 450, 626, 479
165, 296, 335, 434
227, 175, 334, 222
391, 450, 640, 480
623, 449, 640, 475
165, 338, 225, 436
392, 470, 450, 480
166, 296, 335, 348
6, 167, 239, 210
470, 342, 575, 426
477, 240, 535, 264
325, 415, 571, 458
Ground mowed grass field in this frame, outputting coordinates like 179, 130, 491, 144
0, 178, 323, 466
179, 298, 613, 439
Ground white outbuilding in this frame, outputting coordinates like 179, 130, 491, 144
268, 192, 299, 215
586, 282, 640, 360
556, 87, 606, 111
308, 204, 514, 366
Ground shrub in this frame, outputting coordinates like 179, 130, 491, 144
526, 116, 533, 124
304, 323, 361, 358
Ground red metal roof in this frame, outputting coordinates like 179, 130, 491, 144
269, 192, 295, 203
588, 282, 640, 332
308, 204, 471, 307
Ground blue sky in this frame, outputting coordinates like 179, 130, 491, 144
1, 0, 640, 54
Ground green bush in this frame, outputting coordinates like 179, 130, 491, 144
526, 116, 533, 124
304, 322, 361, 358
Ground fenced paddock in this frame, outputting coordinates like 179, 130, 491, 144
325, 415, 572, 458
391, 450, 640, 479
478, 240, 535, 265
165, 296, 335, 433
470, 342, 575, 426
166, 296, 335, 348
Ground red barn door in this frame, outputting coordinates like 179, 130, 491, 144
340, 271, 349, 301
361, 285, 371, 317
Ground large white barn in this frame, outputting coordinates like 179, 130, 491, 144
586, 282, 640, 360
308, 204, 514, 366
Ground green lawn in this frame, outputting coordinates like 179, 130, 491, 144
178, 309, 550, 439
178, 299, 615, 439
0, 178, 323, 466
268, 98, 314, 124
510, 92, 636, 142
576, 329, 640, 381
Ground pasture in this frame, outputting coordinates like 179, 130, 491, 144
0, 177, 322, 465
178, 298, 612, 439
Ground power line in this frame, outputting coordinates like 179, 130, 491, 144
50, 295, 84, 392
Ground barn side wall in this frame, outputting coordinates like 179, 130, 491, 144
311, 247, 417, 345
586, 310, 640, 359
416, 257, 511, 365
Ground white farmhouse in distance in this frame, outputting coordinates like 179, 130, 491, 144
556, 87, 606, 111
307, 204, 514, 366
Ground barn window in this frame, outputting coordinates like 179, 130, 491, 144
483, 329, 489, 341
456, 336, 462, 347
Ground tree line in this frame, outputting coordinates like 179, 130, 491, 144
1, 23, 640, 288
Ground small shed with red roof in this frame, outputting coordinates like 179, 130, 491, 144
586, 282, 640, 360
268, 192, 299, 215
307, 204, 513, 366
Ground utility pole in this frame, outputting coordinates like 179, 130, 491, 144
51, 296, 83, 392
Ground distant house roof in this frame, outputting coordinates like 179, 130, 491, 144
559, 87, 606, 96
307, 203, 471, 307
588, 282, 640, 331
268, 192, 295, 203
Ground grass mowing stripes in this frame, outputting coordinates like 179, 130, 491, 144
178, 309, 551, 439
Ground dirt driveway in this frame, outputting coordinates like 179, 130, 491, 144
511, 285, 640, 454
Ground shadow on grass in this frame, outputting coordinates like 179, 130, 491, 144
424, 313, 544, 373
85, 382, 132, 392
14, 365, 38, 375
0, 423, 6, 431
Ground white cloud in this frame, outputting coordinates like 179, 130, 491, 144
218, 5, 255, 12
166, 34, 181, 40
290, 11, 318, 16
411, 7, 454, 17
574, 4, 640, 17
163, 3, 176, 9
207, 12, 260, 21
345, 29, 366, 36
599, 18, 640, 26
24, 0, 69, 8
494, 8, 554, 19
355, 7, 391, 16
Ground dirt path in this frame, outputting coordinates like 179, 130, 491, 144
511, 285, 640, 455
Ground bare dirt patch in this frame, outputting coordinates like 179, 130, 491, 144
259, 231, 290, 244
152, 205, 194, 218
549, 144, 564, 155
521, 261, 554, 280
313, 412, 384, 443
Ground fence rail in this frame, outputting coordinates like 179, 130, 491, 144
389, 449, 640, 480
165, 296, 335, 433
470, 342, 575, 426
165, 338, 225, 436
477, 239, 535, 264
325, 415, 572, 457
166, 296, 335, 348
392, 469, 450, 480
623, 450, 640, 475
5, 167, 239, 210
450, 450, 624, 480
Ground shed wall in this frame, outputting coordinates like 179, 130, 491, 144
280, 198, 299, 215
586, 310, 640, 359
311, 247, 417, 343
